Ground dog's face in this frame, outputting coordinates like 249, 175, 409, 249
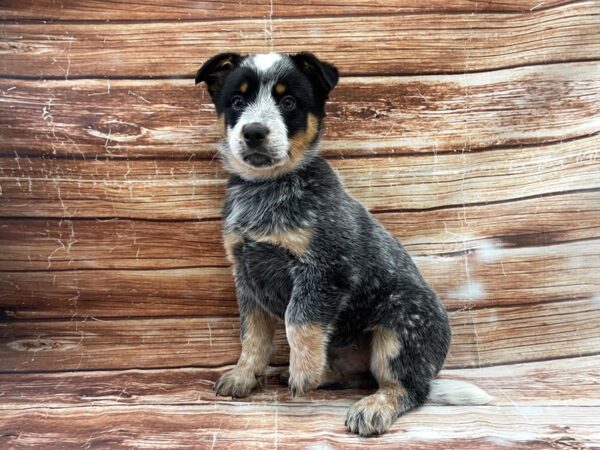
196, 52, 338, 179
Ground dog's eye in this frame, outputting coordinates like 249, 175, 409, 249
281, 95, 296, 111
231, 95, 245, 111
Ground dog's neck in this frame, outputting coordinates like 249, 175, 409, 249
223, 155, 340, 235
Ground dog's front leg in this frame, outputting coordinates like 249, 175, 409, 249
285, 267, 337, 397
285, 321, 329, 397
215, 288, 277, 398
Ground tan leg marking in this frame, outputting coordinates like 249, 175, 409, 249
370, 325, 402, 383
215, 307, 277, 398
286, 322, 328, 396
237, 307, 277, 373
346, 326, 407, 436
249, 227, 313, 256
346, 383, 407, 436
222, 231, 243, 264
223, 113, 319, 180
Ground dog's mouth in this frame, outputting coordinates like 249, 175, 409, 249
239, 145, 288, 168
242, 152, 275, 168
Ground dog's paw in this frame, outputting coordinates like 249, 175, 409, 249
287, 367, 321, 397
345, 393, 398, 437
214, 368, 259, 398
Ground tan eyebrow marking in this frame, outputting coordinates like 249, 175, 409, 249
275, 83, 286, 95
239, 81, 248, 93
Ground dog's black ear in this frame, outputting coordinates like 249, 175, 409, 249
291, 52, 339, 99
196, 53, 242, 99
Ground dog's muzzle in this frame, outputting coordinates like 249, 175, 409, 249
240, 122, 278, 167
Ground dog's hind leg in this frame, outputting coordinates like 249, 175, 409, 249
345, 326, 430, 437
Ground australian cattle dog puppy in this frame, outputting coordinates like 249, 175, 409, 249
196, 52, 491, 437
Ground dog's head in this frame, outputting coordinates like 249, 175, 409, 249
196, 52, 338, 179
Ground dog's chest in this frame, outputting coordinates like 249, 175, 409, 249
224, 184, 315, 317
237, 238, 295, 318
224, 180, 314, 234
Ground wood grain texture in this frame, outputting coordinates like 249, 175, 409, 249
2, 61, 599, 159
1, 2, 599, 78
0, 405, 598, 449
1, 239, 597, 319
0, 0, 577, 21
1, 190, 597, 271
1, 355, 598, 408
0, 1, 598, 447
0, 218, 226, 271
0, 267, 237, 319
1, 298, 598, 371
1, 134, 598, 220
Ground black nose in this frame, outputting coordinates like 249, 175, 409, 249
242, 123, 269, 148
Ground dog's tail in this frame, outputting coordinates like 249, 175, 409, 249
428, 379, 493, 405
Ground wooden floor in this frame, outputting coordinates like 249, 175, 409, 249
1, 1, 600, 448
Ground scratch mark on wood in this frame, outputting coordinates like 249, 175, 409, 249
87, 79, 111, 97
127, 89, 150, 104
64, 39, 73, 80
531, 2, 547, 11
41, 98, 53, 122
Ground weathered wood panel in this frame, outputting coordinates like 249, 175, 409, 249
0, 218, 226, 271
2, 62, 599, 159
1, 405, 598, 449
0, 0, 577, 21
1, 135, 598, 219
377, 191, 600, 256
1, 298, 598, 371
2, 3, 599, 78
0, 267, 238, 319
0, 0, 598, 447
1, 240, 597, 319
0, 157, 228, 220
1, 190, 597, 272
1, 356, 598, 408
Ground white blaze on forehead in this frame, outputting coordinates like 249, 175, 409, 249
241, 53, 293, 79
246, 53, 283, 73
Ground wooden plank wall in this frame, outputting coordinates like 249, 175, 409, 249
1, 1, 600, 448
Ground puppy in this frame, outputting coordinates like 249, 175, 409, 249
196, 52, 491, 437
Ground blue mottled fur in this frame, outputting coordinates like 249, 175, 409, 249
196, 52, 487, 437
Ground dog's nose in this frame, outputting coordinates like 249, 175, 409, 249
242, 123, 269, 148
